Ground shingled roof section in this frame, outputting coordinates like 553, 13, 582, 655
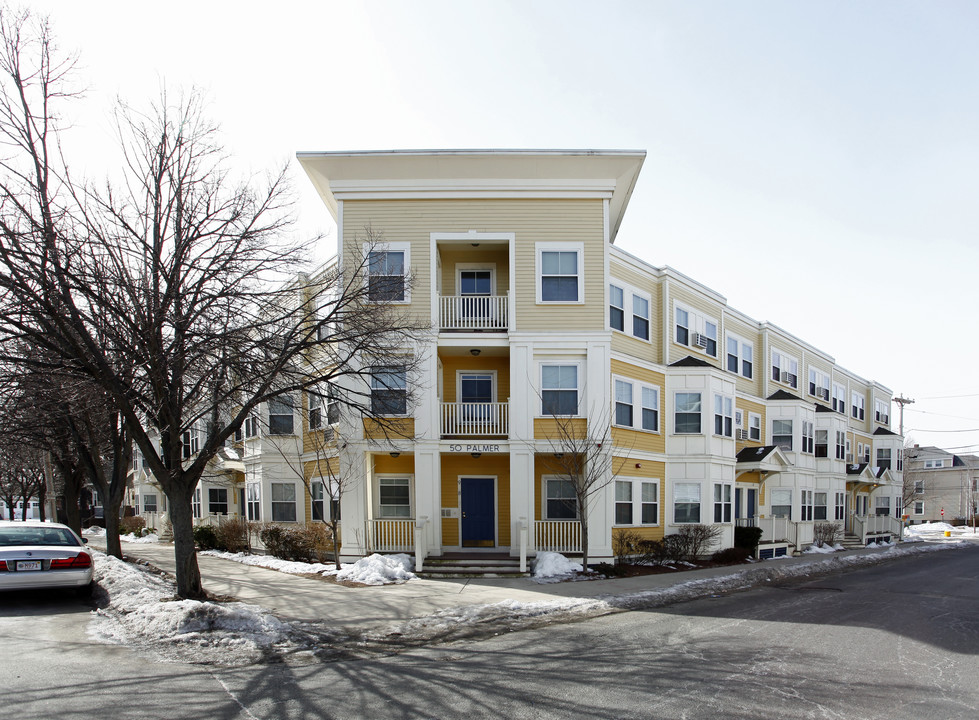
669, 355, 714, 368
814, 403, 834, 413
736, 445, 779, 462
767, 390, 800, 401
873, 427, 899, 436
846, 463, 869, 475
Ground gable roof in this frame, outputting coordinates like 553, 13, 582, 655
767, 390, 800, 401
669, 355, 714, 368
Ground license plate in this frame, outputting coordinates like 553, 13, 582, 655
16, 560, 42, 572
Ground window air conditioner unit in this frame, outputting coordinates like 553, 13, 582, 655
846, 453, 853, 463
693, 333, 709, 349
780, 371, 791, 383
736, 429, 749, 441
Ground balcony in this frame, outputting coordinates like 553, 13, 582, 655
439, 295, 508, 332
440, 402, 509, 438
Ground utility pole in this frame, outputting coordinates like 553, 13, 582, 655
893, 395, 914, 437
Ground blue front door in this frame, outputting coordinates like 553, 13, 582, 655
461, 477, 495, 547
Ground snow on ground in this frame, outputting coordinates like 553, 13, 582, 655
89, 552, 308, 666
119, 532, 159, 544
904, 521, 979, 540
201, 549, 416, 585
803, 543, 843, 554
81, 526, 104, 536
532, 551, 583, 581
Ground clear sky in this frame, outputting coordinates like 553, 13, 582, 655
28, 0, 979, 452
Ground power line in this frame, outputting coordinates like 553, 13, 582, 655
906, 427, 979, 433
915, 392, 979, 400
905, 408, 979, 422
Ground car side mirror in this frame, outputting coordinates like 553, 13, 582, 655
82, 538, 89, 544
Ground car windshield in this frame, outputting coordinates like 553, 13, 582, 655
0, 527, 80, 547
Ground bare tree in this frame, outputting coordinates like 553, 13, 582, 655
0, 11, 427, 598
541, 401, 617, 570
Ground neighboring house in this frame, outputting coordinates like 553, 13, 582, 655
280, 148, 906, 563
903, 446, 979, 524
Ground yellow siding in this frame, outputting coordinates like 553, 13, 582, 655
610, 358, 667, 455
612, 458, 666, 542
668, 289, 723, 368
439, 247, 510, 296
362, 418, 415, 440
723, 315, 763, 397
438, 354, 510, 403
802, 355, 833, 404
440, 454, 511, 547
371, 453, 415, 475
535, 417, 588, 441
609, 259, 663, 363
342, 198, 606, 333
736, 397, 767, 448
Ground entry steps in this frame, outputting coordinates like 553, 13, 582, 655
416, 552, 530, 578
840, 533, 865, 550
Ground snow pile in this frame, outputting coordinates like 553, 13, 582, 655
89, 552, 301, 665
803, 543, 842, 554
82, 526, 105, 536
201, 550, 336, 576
532, 552, 582, 581
905, 521, 956, 537
333, 553, 415, 585
120, 532, 159, 544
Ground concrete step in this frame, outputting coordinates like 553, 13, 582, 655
417, 553, 529, 578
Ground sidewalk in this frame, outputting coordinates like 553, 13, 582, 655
91, 540, 939, 633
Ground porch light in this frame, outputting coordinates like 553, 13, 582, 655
389, 452, 400, 458
471, 243, 480, 247
554, 453, 564, 459
471, 452, 481, 459
470, 348, 481, 356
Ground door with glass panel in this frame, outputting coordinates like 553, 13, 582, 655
459, 372, 494, 430
459, 270, 492, 320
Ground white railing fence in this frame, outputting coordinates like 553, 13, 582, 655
367, 519, 415, 553
535, 520, 581, 554
439, 295, 508, 331
440, 402, 509, 437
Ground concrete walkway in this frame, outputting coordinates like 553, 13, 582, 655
90, 540, 926, 633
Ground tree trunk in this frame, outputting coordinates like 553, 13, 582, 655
103, 496, 124, 559
580, 516, 589, 570
37, 483, 47, 522
331, 519, 341, 571
167, 482, 206, 599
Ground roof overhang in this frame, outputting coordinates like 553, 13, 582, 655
736, 445, 792, 478
296, 149, 646, 243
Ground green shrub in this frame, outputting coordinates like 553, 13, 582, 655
193, 524, 218, 550
711, 546, 750, 564
119, 515, 146, 536
734, 525, 763, 552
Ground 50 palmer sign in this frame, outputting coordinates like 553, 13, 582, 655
448, 444, 501, 453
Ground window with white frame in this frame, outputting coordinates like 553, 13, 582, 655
613, 379, 660, 432
208, 488, 228, 515
852, 392, 865, 420
713, 483, 732, 523
271, 482, 297, 522
181, 425, 200, 459
815, 429, 829, 458
877, 448, 892, 470
863, 443, 871, 463
800, 490, 813, 521
771, 350, 799, 389
772, 419, 793, 451
814, 492, 828, 521
632, 294, 650, 341
236, 413, 259, 441
268, 395, 295, 435
749, 412, 762, 442
924, 459, 945, 468
675, 392, 702, 434
726, 335, 753, 379
311, 480, 326, 522
192, 487, 201, 519
846, 438, 852, 462
801, 421, 814, 454
898, 451, 904, 472
914, 500, 924, 515
713, 395, 734, 437
143, 494, 157, 513
378, 477, 411, 518
771, 488, 792, 518
367, 247, 407, 302
545, 477, 578, 519
809, 369, 830, 402
832, 383, 847, 414
836, 431, 846, 460
246, 483, 260, 521
541, 364, 579, 416
914, 479, 924, 494
309, 386, 340, 430
674, 483, 701, 523
538, 244, 582, 303
371, 366, 407, 416
674, 303, 718, 357
835, 492, 845, 520
874, 399, 890, 424
609, 284, 625, 332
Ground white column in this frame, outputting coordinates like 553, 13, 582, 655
413, 447, 441, 557
510, 449, 535, 557
338, 447, 370, 561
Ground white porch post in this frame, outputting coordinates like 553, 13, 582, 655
413, 448, 441, 558
338, 447, 370, 561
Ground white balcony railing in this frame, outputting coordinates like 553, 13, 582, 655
367, 519, 415, 553
441, 402, 508, 437
535, 520, 581, 554
439, 295, 508, 331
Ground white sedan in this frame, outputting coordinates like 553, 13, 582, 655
0, 521, 94, 597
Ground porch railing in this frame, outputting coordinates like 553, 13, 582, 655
367, 518, 415, 553
441, 402, 509, 437
535, 520, 580, 554
439, 295, 508, 331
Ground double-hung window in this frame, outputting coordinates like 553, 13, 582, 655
674, 483, 701, 523
877, 448, 891, 470
809, 369, 830, 402
271, 482, 297, 521
614, 481, 633, 525
801, 421, 814, 454
268, 395, 295, 435
541, 365, 578, 416
674, 392, 702, 434
815, 429, 829, 458
749, 413, 762, 442
914, 479, 924, 494
713, 483, 732, 523
835, 430, 846, 460
771, 350, 799, 389
614, 380, 633, 427
832, 383, 847, 413
852, 392, 865, 420
674, 303, 718, 357
801, 490, 814, 521
609, 285, 625, 331
835, 492, 846, 520
246, 483, 261, 521
714, 395, 734, 437
208, 488, 228, 515
235, 413, 259, 441
632, 295, 650, 340
181, 425, 200, 459
913, 500, 924, 515
772, 419, 793, 451
874, 399, 890, 424
545, 478, 578, 519
814, 492, 828, 521
771, 489, 792, 518
726, 335, 753, 378
378, 477, 411, 518
613, 379, 659, 432
368, 248, 407, 302
538, 245, 582, 302
371, 366, 407, 416
192, 488, 201, 519
143, 494, 157, 513
641, 386, 660, 432
311, 480, 326, 521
